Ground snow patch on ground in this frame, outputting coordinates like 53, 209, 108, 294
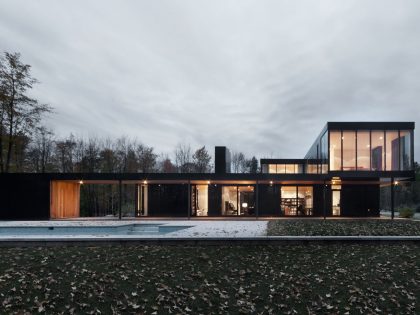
0, 220, 268, 239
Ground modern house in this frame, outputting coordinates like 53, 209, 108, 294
0, 122, 415, 220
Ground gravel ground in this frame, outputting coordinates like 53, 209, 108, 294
267, 219, 420, 236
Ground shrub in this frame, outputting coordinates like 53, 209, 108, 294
398, 206, 415, 218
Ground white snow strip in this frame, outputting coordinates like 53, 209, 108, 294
0, 220, 268, 239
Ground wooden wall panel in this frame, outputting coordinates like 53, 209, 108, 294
50, 181, 80, 219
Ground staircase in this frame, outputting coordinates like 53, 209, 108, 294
126, 224, 161, 235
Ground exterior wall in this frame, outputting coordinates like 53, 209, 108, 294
341, 184, 380, 216
148, 184, 188, 216
0, 174, 50, 220
50, 181, 80, 219
312, 184, 330, 216
258, 184, 281, 216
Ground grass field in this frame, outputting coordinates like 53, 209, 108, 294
267, 219, 420, 236
0, 244, 419, 314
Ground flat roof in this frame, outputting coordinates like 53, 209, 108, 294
327, 121, 415, 130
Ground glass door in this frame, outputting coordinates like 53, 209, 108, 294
332, 190, 341, 216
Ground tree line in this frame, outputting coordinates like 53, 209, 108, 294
0, 52, 259, 175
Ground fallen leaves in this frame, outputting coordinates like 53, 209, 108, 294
0, 244, 418, 314
267, 219, 420, 236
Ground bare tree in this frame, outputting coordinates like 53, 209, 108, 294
231, 151, 245, 173
157, 154, 177, 173
26, 127, 55, 172
55, 134, 77, 172
136, 144, 157, 173
0, 52, 52, 172
192, 146, 211, 173
99, 138, 118, 173
174, 143, 193, 173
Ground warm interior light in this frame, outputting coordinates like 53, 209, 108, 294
143, 180, 147, 184
269, 181, 273, 185
395, 181, 399, 185
79, 180, 84, 185
207, 180, 211, 184
242, 203, 248, 208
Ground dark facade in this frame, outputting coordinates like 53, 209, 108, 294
0, 122, 415, 219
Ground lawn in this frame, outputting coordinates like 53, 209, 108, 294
0, 244, 419, 314
267, 219, 420, 236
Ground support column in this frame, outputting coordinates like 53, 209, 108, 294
323, 180, 327, 220
187, 180, 191, 220
255, 180, 259, 219
118, 179, 122, 220
391, 177, 394, 220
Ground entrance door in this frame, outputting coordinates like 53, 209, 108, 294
332, 190, 341, 216
191, 185, 208, 216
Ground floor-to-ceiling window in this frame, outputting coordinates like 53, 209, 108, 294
281, 186, 297, 215
386, 131, 399, 171
281, 186, 313, 216
400, 130, 412, 170
191, 185, 208, 216
222, 186, 237, 215
329, 131, 342, 171
328, 128, 413, 173
371, 131, 384, 171
320, 132, 328, 173
222, 186, 254, 216
357, 131, 370, 170
297, 186, 313, 215
238, 186, 255, 215
332, 189, 341, 216
342, 131, 356, 171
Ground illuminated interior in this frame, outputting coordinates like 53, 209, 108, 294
281, 186, 313, 216
222, 186, 255, 216
191, 184, 208, 216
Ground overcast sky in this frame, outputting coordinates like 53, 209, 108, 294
1, 0, 419, 161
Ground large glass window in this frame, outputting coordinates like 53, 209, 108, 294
329, 131, 342, 171
222, 186, 237, 215
386, 131, 399, 171
306, 164, 318, 174
400, 130, 412, 170
261, 164, 268, 173
238, 186, 255, 216
332, 189, 341, 216
268, 164, 277, 174
297, 186, 313, 216
281, 186, 313, 216
357, 131, 370, 170
285, 164, 295, 174
191, 185, 208, 216
277, 164, 285, 173
321, 132, 328, 173
342, 131, 356, 171
371, 131, 384, 171
281, 186, 297, 216
222, 186, 254, 216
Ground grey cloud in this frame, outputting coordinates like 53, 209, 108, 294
0, 0, 419, 161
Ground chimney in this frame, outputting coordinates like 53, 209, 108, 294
215, 146, 231, 174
